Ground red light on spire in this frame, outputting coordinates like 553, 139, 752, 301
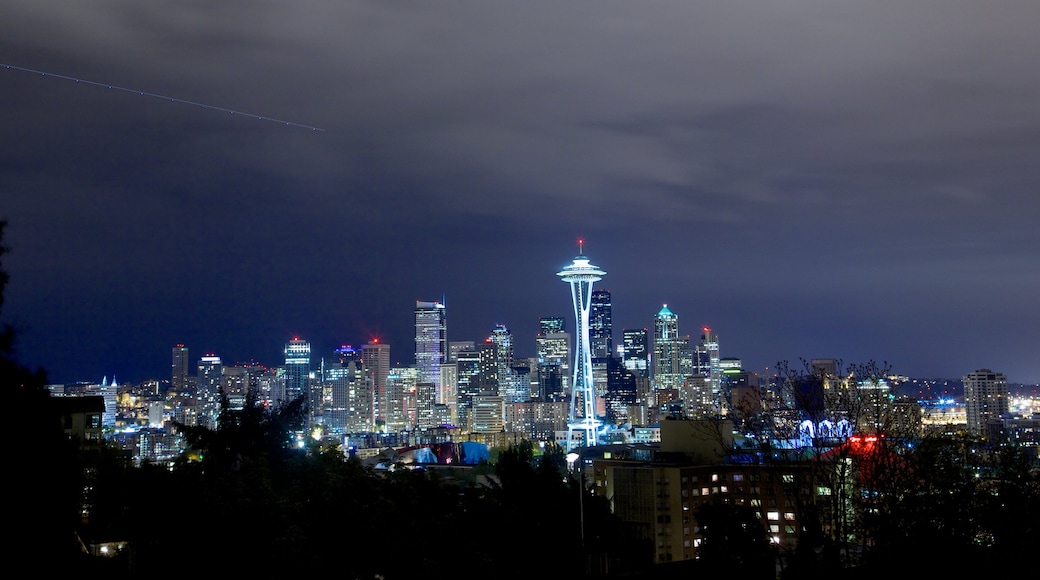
578, 237, 584, 254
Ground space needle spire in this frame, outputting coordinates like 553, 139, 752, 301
557, 239, 606, 451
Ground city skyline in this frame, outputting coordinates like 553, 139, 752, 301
3, 3, 1039, 385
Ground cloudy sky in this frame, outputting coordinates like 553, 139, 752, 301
3, 1, 1038, 386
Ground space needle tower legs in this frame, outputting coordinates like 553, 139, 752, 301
558, 240, 606, 451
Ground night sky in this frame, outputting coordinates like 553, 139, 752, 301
3, 2, 1038, 386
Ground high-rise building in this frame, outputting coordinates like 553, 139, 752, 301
171, 344, 190, 395
557, 241, 606, 449
700, 327, 721, 405
324, 345, 370, 434
539, 316, 566, 335
361, 340, 391, 425
622, 328, 649, 378
653, 305, 683, 403
471, 394, 505, 434
222, 365, 250, 411
491, 324, 522, 402
537, 329, 571, 401
590, 289, 613, 360
284, 338, 311, 414
415, 300, 447, 389
197, 354, 223, 429
449, 340, 476, 362
963, 369, 1009, 436
384, 366, 420, 432
454, 345, 481, 431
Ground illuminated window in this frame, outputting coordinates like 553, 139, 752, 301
712, 473, 719, 482
784, 512, 796, 520
720, 486, 728, 493
782, 474, 794, 483
817, 486, 832, 496
767, 511, 780, 521
701, 488, 709, 496
770, 524, 780, 533
733, 474, 744, 482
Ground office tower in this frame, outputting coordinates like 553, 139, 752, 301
385, 366, 420, 432
539, 316, 566, 335
171, 344, 190, 395
604, 356, 638, 424
471, 394, 505, 434
653, 305, 684, 403
284, 337, 311, 414
197, 354, 223, 429
415, 300, 447, 389
222, 365, 250, 411
622, 328, 649, 378
454, 345, 481, 430
361, 340, 391, 426
439, 362, 458, 406
811, 358, 839, 379
557, 241, 606, 449
700, 327, 721, 405
491, 324, 522, 402
324, 345, 367, 434
590, 289, 613, 360
449, 340, 476, 362
537, 327, 571, 401
416, 379, 438, 429
963, 369, 1009, 436
513, 356, 538, 401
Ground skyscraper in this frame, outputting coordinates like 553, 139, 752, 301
196, 354, 223, 429
491, 324, 522, 402
361, 340, 391, 426
558, 241, 606, 449
653, 305, 683, 403
414, 300, 447, 389
539, 316, 566, 335
963, 368, 1009, 436
284, 337, 311, 414
171, 344, 190, 395
622, 328, 649, 378
700, 327, 721, 406
590, 289, 613, 360
537, 326, 571, 401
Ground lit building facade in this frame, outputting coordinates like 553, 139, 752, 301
361, 340, 391, 425
284, 338, 311, 418
963, 368, 1009, 436
414, 300, 447, 389
590, 289, 613, 360
171, 344, 190, 395
196, 355, 223, 429
652, 305, 684, 405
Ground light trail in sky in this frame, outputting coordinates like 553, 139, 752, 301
2, 63, 325, 132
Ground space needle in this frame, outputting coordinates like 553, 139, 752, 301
558, 239, 606, 451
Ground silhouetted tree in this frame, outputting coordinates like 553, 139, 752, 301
2, 219, 93, 572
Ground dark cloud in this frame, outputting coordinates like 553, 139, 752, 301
3, 1, 1038, 384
